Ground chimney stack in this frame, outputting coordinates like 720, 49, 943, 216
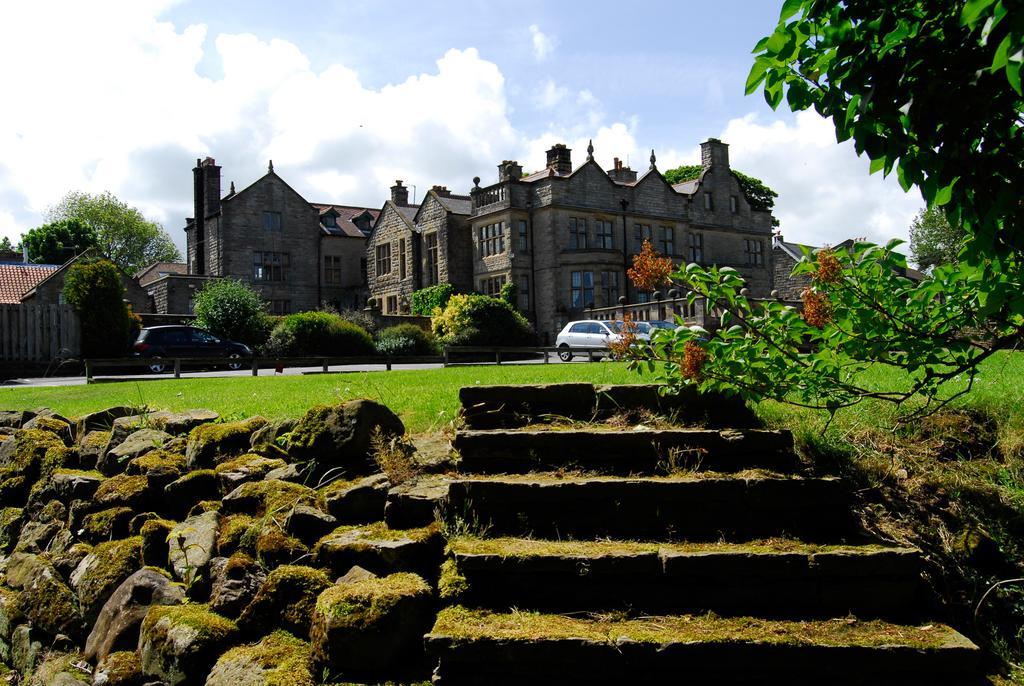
497, 160, 523, 182
700, 138, 730, 170
606, 157, 638, 183
431, 185, 452, 197
193, 157, 222, 222
545, 144, 572, 175
391, 180, 410, 205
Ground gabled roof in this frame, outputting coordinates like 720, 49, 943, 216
0, 263, 61, 303
18, 248, 103, 301
136, 261, 187, 286
312, 204, 381, 238
773, 238, 813, 262
433, 192, 472, 216
367, 200, 418, 243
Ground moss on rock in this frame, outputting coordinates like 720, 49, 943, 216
217, 514, 259, 556
438, 559, 468, 602
205, 630, 314, 686
222, 479, 320, 517
0, 507, 23, 553
94, 474, 150, 509
238, 564, 331, 639
94, 650, 143, 686
4, 552, 83, 638
214, 453, 287, 490
286, 400, 404, 480
71, 536, 142, 625
138, 603, 239, 686
140, 518, 175, 567
26, 651, 91, 685
185, 417, 268, 470
128, 450, 185, 478
81, 506, 135, 543
79, 429, 111, 470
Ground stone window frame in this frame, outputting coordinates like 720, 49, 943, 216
324, 255, 342, 284
703, 192, 714, 211
262, 211, 282, 232
633, 223, 652, 253
478, 222, 505, 258
269, 299, 291, 315
425, 233, 440, 286
569, 217, 589, 250
730, 195, 739, 214
399, 238, 407, 280
595, 219, 614, 250
517, 220, 529, 252
253, 251, 289, 282
745, 238, 764, 266
570, 270, 595, 309
480, 274, 506, 296
517, 274, 530, 311
375, 243, 392, 276
688, 232, 704, 263
385, 294, 398, 314
600, 271, 620, 306
658, 226, 675, 256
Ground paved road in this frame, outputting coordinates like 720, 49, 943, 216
3, 352, 602, 388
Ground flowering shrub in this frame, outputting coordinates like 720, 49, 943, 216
627, 240, 674, 293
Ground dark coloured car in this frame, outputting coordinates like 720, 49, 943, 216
132, 325, 252, 373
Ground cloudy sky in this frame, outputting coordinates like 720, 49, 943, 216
0, 0, 924, 256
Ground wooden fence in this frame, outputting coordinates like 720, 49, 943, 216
0, 304, 80, 362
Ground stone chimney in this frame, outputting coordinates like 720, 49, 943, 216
431, 185, 453, 197
193, 157, 222, 221
606, 157, 638, 183
545, 144, 572, 175
497, 160, 523, 182
700, 138, 730, 170
391, 180, 409, 205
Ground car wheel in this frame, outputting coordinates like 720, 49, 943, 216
226, 353, 243, 371
148, 356, 167, 374
557, 345, 573, 362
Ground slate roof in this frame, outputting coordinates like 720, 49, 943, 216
312, 204, 381, 238
434, 193, 472, 216
0, 263, 61, 303
137, 262, 187, 287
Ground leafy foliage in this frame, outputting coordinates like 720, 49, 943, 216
411, 283, 454, 316
0, 236, 15, 252
335, 308, 378, 335
662, 164, 780, 215
62, 259, 131, 357
627, 239, 674, 292
499, 281, 518, 308
909, 207, 966, 272
47, 191, 181, 273
192, 279, 271, 346
375, 323, 438, 356
22, 218, 97, 264
264, 311, 374, 357
432, 294, 536, 347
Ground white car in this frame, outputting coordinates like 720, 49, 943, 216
554, 320, 647, 362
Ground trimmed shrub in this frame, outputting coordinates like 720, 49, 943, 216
411, 283, 454, 316
62, 258, 132, 357
375, 324, 437, 356
192, 278, 271, 346
432, 294, 535, 347
265, 311, 374, 357
336, 308, 378, 335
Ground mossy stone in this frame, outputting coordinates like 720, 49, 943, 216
206, 629, 315, 686
0, 507, 23, 553
4, 552, 83, 638
255, 526, 308, 568
209, 553, 266, 619
140, 518, 175, 567
185, 417, 268, 470
216, 514, 258, 557
222, 479, 320, 518
286, 400, 405, 480
94, 650, 143, 686
25, 651, 91, 685
0, 429, 65, 489
81, 507, 135, 543
79, 429, 111, 470
138, 603, 239, 686
0, 586, 26, 643
70, 536, 142, 626
164, 469, 219, 518
53, 542, 93, 578
214, 453, 287, 492
21, 415, 74, 446
167, 510, 219, 588
310, 572, 433, 679
238, 565, 331, 639
101, 428, 173, 475
94, 473, 151, 510
127, 449, 185, 488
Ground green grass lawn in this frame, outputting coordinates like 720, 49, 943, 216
0, 363, 638, 433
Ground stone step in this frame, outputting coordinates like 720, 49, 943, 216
426, 607, 982, 686
444, 475, 854, 541
453, 428, 798, 475
445, 537, 922, 619
459, 383, 756, 429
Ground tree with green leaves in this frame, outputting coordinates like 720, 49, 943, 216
21, 218, 97, 265
0, 236, 16, 253
663, 165, 780, 220
47, 191, 181, 274
62, 259, 132, 358
192, 278, 271, 346
628, 0, 1023, 419
909, 207, 966, 272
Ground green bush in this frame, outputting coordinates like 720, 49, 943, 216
499, 281, 518, 308
375, 324, 437, 356
336, 308, 378, 335
432, 294, 535, 347
192, 279, 271, 346
62, 259, 131, 357
411, 283, 454, 316
264, 311, 374, 357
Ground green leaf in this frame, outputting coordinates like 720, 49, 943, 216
745, 60, 769, 95
991, 33, 1012, 71
961, 0, 996, 28
1007, 60, 1023, 95
779, 0, 804, 23
934, 180, 955, 206
869, 156, 886, 175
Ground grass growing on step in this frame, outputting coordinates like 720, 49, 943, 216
432, 606, 963, 650
0, 363, 639, 433
454, 469, 816, 483
447, 536, 904, 558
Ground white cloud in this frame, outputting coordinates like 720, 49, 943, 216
534, 79, 569, 109
529, 24, 556, 62
720, 111, 923, 247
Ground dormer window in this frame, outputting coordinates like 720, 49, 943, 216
323, 213, 337, 228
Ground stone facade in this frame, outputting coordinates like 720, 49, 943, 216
772, 237, 810, 300
469, 139, 776, 340
366, 183, 472, 314
19, 249, 149, 314
178, 158, 378, 315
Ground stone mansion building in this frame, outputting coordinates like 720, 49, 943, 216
366, 138, 775, 339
